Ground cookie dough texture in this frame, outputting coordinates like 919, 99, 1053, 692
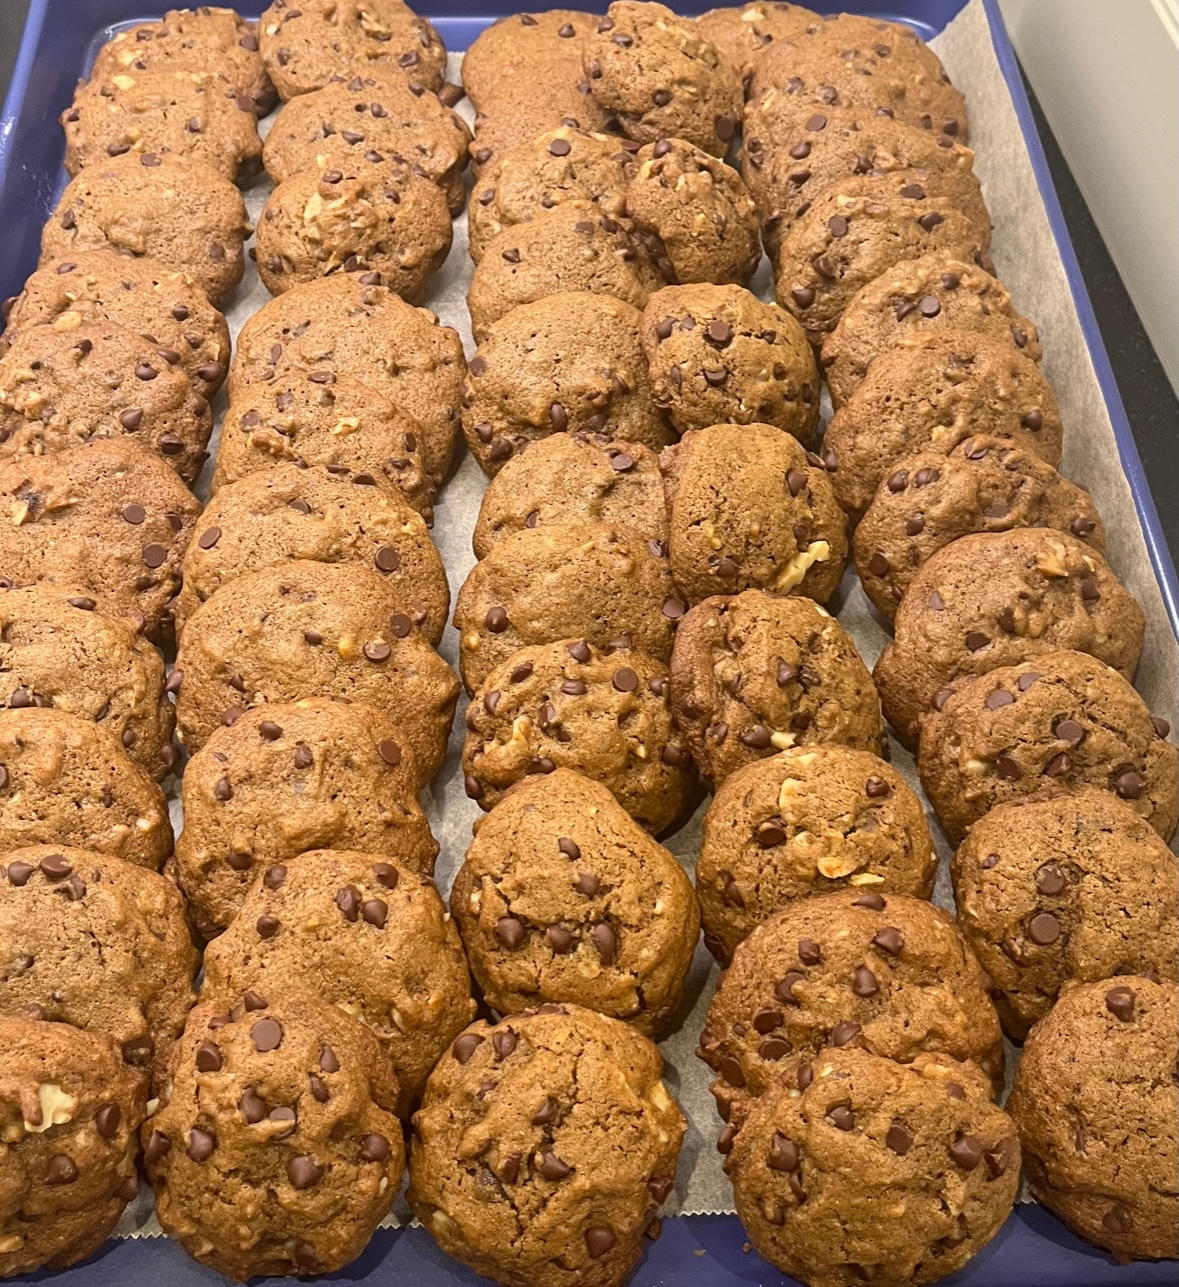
0, 1016, 147, 1278
698, 746, 935, 962
952, 789, 1179, 1039
173, 699, 437, 939
727, 1049, 1019, 1287
408, 1004, 686, 1287
917, 651, 1178, 845
462, 640, 692, 833
145, 994, 405, 1280
696, 3, 814, 84
1008, 977, 1178, 1262
670, 591, 883, 784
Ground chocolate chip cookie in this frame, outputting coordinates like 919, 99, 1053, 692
696, 3, 814, 85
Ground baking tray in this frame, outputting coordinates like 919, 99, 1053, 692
2, 2, 1177, 1284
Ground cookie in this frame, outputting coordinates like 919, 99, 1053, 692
407, 1004, 685, 1287
0, 319, 212, 482
41, 152, 250, 306
256, 150, 452, 302
4, 250, 230, 401
472, 433, 668, 559
466, 202, 667, 342
145, 993, 404, 1279
669, 591, 883, 784
175, 462, 449, 642
821, 252, 1043, 408
0, 1016, 146, 1278
727, 1048, 1019, 1287
952, 788, 1179, 1039
872, 528, 1146, 744
201, 848, 474, 1112
461, 639, 692, 833
173, 699, 437, 939
662, 422, 848, 605
0, 438, 201, 641
0, 708, 172, 869
229, 276, 464, 485
697, 746, 935, 963
823, 330, 1065, 521
453, 522, 681, 693
462, 292, 672, 477
695, 3, 815, 85
469, 93, 614, 180
1007, 977, 1178, 1263
640, 284, 819, 440
699, 890, 1004, 1124
462, 10, 598, 112
917, 650, 1178, 844
855, 436, 1104, 621
0, 583, 175, 779
0, 846, 196, 1073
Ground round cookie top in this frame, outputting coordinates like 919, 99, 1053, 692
0, 1016, 147, 1279
873, 527, 1146, 743
1008, 976, 1178, 1262
5, 250, 230, 400
462, 10, 599, 111
453, 521, 682, 693
0, 437, 201, 641
0, 845, 196, 1074
146, 993, 404, 1280
670, 590, 884, 785
698, 746, 935, 963
917, 650, 1178, 845
202, 848, 475, 1113
176, 461, 449, 642
173, 699, 436, 939
462, 292, 672, 477
461, 639, 692, 834
0, 708, 172, 869
726, 1048, 1019, 1287
174, 560, 459, 778
699, 890, 1004, 1123
468, 89, 614, 179
662, 422, 848, 605
40, 152, 250, 306
472, 433, 668, 559
696, 3, 815, 84
640, 284, 819, 441
952, 788, 1179, 1039
408, 1003, 686, 1287
824, 329, 1064, 521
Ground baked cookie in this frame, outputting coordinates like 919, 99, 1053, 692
0, 708, 172, 869
201, 848, 474, 1112
699, 890, 1004, 1124
467, 202, 667, 341
917, 650, 1178, 844
145, 993, 404, 1280
472, 433, 668, 559
40, 152, 249, 306
640, 284, 818, 440
175, 462, 449, 642
461, 639, 692, 833
174, 560, 459, 776
696, 3, 814, 85
462, 292, 672, 476
408, 1004, 685, 1287
669, 591, 883, 784
453, 522, 681, 693
1007, 977, 1178, 1262
698, 746, 934, 963
727, 1049, 1019, 1287
173, 699, 437, 939
662, 422, 847, 605
855, 436, 1104, 620
0, 1016, 146, 1278
462, 10, 598, 110
469, 94, 615, 180
873, 528, 1146, 743
952, 788, 1179, 1039
229, 275, 464, 485
821, 252, 1043, 408
824, 329, 1065, 521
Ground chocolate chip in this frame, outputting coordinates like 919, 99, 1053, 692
451, 1032, 483, 1064
287, 1155, 323, 1190
662, 597, 685, 620
495, 916, 525, 949
852, 892, 886, 911
362, 898, 387, 928
591, 922, 617, 966
1027, 911, 1060, 945
612, 667, 639, 692
949, 1134, 983, 1170
1034, 863, 1066, 895
213, 777, 233, 802
965, 630, 989, 652
798, 938, 822, 966
1105, 986, 1135, 1022
255, 914, 280, 939
484, 606, 509, 632
828, 1104, 855, 1131
830, 1019, 861, 1046
918, 294, 941, 317
45, 1154, 79, 1184
885, 1124, 912, 1155
142, 543, 168, 568
249, 1017, 282, 1052
718, 1056, 745, 1088
585, 1227, 616, 1259
95, 1103, 121, 1138
791, 286, 815, 309
546, 925, 574, 953
852, 965, 878, 996
195, 1040, 223, 1073
775, 971, 805, 1005
1115, 769, 1144, 799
